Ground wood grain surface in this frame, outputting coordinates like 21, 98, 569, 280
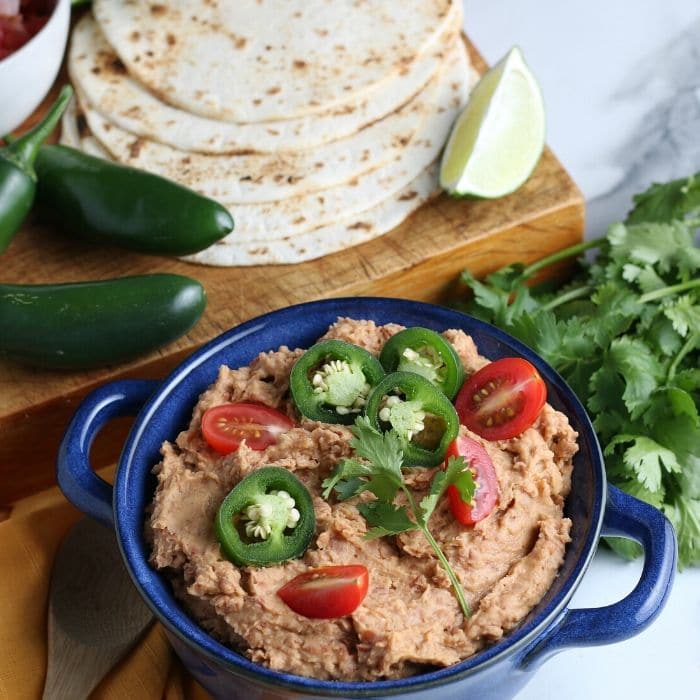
0, 40, 584, 503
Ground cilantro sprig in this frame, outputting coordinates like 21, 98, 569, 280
456, 174, 700, 569
322, 416, 475, 617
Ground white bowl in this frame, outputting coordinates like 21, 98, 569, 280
0, 0, 70, 135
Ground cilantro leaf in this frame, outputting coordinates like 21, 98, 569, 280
631, 265, 667, 294
321, 458, 371, 500
666, 387, 699, 424
607, 337, 663, 419
608, 221, 696, 276
419, 456, 472, 525
460, 270, 511, 326
663, 295, 700, 337
347, 416, 404, 502
663, 493, 700, 570
606, 434, 681, 491
626, 172, 700, 224
606, 535, 643, 561
590, 284, 642, 346
675, 368, 700, 393
358, 502, 418, 540
675, 246, 700, 281
646, 315, 684, 357
652, 415, 700, 499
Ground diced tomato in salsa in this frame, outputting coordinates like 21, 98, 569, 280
0, 0, 55, 61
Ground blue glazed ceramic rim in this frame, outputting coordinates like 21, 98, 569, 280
114, 297, 605, 697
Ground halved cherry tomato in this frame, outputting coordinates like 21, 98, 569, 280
277, 565, 369, 619
445, 436, 499, 526
455, 357, 546, 440
201, 403, 294, 454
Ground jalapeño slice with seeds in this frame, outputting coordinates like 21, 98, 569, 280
365, 371, 459, 467
290, 339, 385, 425
216, 467, 315, 567
379, 327, 465, 400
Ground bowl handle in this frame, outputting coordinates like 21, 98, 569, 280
519, 484, 676, 669
57, 379, 159, 529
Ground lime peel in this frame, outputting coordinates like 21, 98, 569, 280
439, 46, 545, 199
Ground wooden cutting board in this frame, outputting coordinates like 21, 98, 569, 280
0, 40, 584, 505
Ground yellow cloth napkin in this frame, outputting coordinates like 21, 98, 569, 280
0, 479, 212, 700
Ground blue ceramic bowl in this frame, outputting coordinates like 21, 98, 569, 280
58, 298, 676, 700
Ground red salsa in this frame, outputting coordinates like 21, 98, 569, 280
0, 1, 56, 61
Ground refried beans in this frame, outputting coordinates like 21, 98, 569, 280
146, 318, 578, 680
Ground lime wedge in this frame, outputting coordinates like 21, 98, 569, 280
439, 46, 545, 198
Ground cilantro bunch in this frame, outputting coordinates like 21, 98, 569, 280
322, 416, 475, 617
457, 174, 700, 568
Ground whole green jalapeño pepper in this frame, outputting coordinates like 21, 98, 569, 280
34, 144, 234, 256
379, 327, 465, 400
0, 85, 72, 253
0, 273, 206, 369
216, 467, 315, 567
365, 371, 460, 467
290, 339, 385, 425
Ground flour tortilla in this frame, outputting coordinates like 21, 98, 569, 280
60, 100, 110, 157
62, 104, 440, 266
66, 46, 473, 238
77, 47, 454, 204
183, 163, 439, 266
69, 13, 461, 155
93, 0, 458, 122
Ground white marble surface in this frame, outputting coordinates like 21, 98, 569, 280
464, 1, 700, 698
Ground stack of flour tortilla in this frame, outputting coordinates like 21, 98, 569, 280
63, 0, 477, 266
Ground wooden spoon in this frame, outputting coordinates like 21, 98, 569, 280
42, 517, 154, 700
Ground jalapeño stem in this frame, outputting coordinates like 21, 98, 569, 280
2, 85, 73, 179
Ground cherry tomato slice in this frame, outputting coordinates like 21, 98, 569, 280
201, 403, 294, 454
455, 357, 547, 440
445, 436, 499, 526
277, 565, 369, 619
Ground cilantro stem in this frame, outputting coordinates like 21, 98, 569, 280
668, 333, 698, 381
639, 278, 700, 303
400, 483, 471, 619
541, 285, 593, 311
521, 237, 604, 279
420, 526, 471, 618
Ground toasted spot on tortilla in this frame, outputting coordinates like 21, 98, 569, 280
129, 138, 145, 158
110, 57, 127, 74
76, 114, 89, 138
